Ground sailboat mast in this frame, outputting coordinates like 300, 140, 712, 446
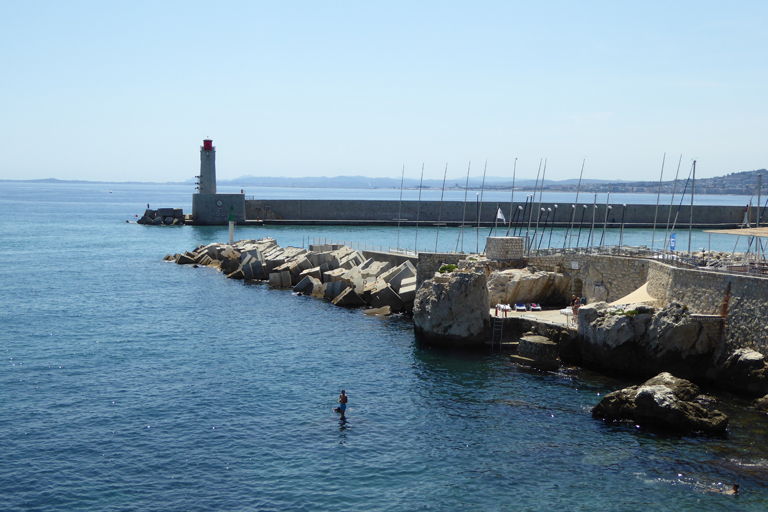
506, 158, 517, 236
663, 155, 683, 253
688, 160, 696, 257
435, 163, 448, 253
527, 159, 542, 254
567, 158, 585, 249
651, 153, 666, 252
415, 163, 424, 254
396, 165, 404, 251
459, 162, 471, 253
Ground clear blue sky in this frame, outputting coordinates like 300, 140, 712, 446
2, 1, 766, 183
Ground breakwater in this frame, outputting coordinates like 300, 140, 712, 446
245, 199, 750, 228
167, 238, 419, 314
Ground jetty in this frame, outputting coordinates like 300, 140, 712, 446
166, 238, 418, 314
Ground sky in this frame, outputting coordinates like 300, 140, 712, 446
2, 1, 767, 183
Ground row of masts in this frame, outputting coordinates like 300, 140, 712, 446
395, 157, 740, 257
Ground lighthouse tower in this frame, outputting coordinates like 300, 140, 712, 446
191, 138, 246, 225
199, 139, 217, 194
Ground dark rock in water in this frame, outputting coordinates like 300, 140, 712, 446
591, 372, 728, 434
510, 334, 559, 371
752, 394, 768, 412
577, 301, 718, 380
717, 349, 768, 396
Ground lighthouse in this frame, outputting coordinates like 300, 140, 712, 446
191, 138, 246, 225
199, 139, 217, 194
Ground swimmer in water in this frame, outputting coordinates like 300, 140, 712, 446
729, 483, 739, 495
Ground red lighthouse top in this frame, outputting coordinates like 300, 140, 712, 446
203, 139, 213, 151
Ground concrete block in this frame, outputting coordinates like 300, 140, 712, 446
226, 268, 245, 280
323, 268, 346, 283
268, 273, 282, 287
300, 266, 324, 281
280, 271, 292, 287
387, 263, 417, 291
332, 287, 367, 307
252, 261, 267, 279
370, 283, 404, 312
399, 282, 416, 303
365, 306, 391, 316
175, 252, 196, 265
293, 275, 320, 294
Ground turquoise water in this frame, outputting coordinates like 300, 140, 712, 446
2, 182, 768, 511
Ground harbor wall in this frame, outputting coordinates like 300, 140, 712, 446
527, 252, 768, 354
647, 262, 768, 354
244, 199, 747, 228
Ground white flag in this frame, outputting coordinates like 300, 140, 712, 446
496, 207, 506, 222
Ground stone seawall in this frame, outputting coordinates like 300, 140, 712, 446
528, 251, 768, 357
647, 262, 768, 354
245, 199, 747, 228
528, 254, 650, 304
417, 252, 466, 287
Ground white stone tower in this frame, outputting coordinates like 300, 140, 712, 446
199, 139, 217, 194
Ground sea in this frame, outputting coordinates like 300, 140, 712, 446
2, 181, 768, 511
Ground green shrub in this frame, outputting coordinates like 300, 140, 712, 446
438, 264, 458, 274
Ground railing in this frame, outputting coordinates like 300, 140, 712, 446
306, 236, 768, 277
311, 237, 417, 257
527, 245, 768, 276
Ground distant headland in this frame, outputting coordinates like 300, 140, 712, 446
3, 168, 766, 195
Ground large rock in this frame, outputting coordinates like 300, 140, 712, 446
591, 372, 728, 434
413, 269, 490, 345
716, 349, 768, 395
486, 267, 571, 307
576, 302, 717, 379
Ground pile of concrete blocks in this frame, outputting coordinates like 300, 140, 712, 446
169, 240, 418, 314
138, 208, 185, 226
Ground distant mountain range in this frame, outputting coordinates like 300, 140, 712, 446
210, 175, 614, 189
5, 169, 768, 196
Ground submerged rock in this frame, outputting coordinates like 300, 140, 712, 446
591, 372, 728, 434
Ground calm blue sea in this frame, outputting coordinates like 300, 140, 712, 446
2, 182, 768, 511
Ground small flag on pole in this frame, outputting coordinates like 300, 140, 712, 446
496, 207, 506, 223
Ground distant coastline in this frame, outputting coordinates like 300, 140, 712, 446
2, 167, 766, 196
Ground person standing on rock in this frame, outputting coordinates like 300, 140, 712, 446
335, 390, 348, 420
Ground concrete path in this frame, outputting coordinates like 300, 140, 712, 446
490, 307, 576, 329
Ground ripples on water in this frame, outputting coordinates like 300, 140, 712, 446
1, 183, 767, 510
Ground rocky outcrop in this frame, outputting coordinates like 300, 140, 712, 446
752, 394, 768, 412
591, 372, 728, 434
716, 349, 768, 396
413, 269, 490, 345
577, 302, 718, 378
486, 267, 570, 307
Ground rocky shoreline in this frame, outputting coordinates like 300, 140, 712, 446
167, 238, 768, 434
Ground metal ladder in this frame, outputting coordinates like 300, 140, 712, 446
491, 316, 504, 349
